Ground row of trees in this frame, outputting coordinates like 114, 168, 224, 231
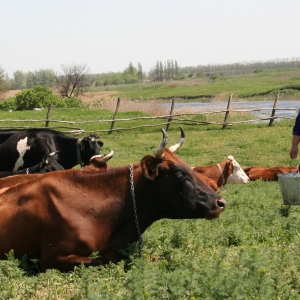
182, 57, 300, 77
1, 58, 300, 96
0, 63, 90, 99
90, 60, 180, 86
148, 60, 181, 81
91, 62, 145, 86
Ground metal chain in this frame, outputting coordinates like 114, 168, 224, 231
129, 164, 143, 257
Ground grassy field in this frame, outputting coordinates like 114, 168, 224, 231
1, 107, 300, 299
90, 68, 300, 101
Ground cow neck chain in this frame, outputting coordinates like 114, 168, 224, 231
76, 138, 84, 169
217, 163, 226, 189
129, 164, 143, 257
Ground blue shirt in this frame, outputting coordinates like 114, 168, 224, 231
293, 109, 300, 136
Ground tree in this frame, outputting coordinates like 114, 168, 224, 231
137, 62, 143, 83
32, 69, 56, 88
56, 63, 90, 98
0, 65, 7, 99
13, 70, 26, 89
209, 74, 218, 82
123, 62, 138, 84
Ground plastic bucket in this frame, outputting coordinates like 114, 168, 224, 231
278, 172, 300, 205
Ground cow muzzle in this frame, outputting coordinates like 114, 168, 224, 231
205, 198, 226, 220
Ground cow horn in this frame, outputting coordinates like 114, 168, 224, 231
49, 151, 60, 157
169, 127, 185, 153
155, 128, 168, 159
101, 149, 114, 162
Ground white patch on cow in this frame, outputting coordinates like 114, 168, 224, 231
13, 137, 31, 171
226, 155, 250, 184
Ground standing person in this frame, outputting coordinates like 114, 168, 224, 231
290, 110, 300, 159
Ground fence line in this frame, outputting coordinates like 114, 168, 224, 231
0, 93, 299, 134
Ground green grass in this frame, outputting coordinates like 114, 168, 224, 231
93, 68, 300, 101
0, 108, 295, 167
1, 108, 300, 299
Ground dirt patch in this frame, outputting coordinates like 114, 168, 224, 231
1, 90, 118, 103
1, 90, 21, 99
78, 91, 119, 104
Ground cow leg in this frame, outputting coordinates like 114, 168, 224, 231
41, 255, 104, 272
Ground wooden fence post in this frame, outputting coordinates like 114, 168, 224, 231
45, 103, 52, 127
165, 96, 175, 131
109, 97, 121, 134
222, 93, 233, 129
268, 92, 280, 126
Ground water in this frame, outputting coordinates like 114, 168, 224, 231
164, 100, 300, 119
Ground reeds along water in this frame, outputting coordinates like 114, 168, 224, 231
84, 95, 300, 124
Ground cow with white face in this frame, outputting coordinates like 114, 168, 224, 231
192, 155, 250, 191
226, 155, 250, 184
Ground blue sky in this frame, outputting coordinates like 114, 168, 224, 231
1, 0, 300, 77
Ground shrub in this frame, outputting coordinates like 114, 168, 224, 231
0, 97, 17, 111
15, 86, 66, 110
64, 97, 83, 108
253, 67, 263, 73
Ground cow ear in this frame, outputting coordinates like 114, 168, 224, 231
141, 155, 159, 181
42, 152, 48, 163
97, 141, 104, 147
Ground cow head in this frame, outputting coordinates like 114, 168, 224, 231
140, 127, 226, 220
40, 151, 64, 173
83, 150, 114, 172
79, 135, 104, 166
226, 155, 250, 184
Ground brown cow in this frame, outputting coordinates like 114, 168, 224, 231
0, 128, 226, 272
195, 173, 220, 191
243, 166, 298, 181
0, 150, 114, 190
193, 156, 250, 190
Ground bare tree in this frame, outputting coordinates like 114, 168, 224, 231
0, 65, 7, 99
56, 63, 90, 98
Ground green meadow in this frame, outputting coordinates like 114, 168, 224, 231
0, 101, 300, 299
93, 68, 300, 101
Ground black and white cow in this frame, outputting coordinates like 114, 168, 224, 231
0, 151, 64, 178
0, 128, 103, 171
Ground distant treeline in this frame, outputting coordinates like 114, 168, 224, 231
182, 57, 300, 76
4, 57, 300, 90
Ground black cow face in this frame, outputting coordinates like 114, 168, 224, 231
80, 135, 103, 165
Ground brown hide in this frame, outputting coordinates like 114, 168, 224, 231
0, 153, 111, 189
193, 158, 233, 189
243, 166, 298, 181
0, 137, 226, 272
0, 174, 42, 188
195, 173, 219, 191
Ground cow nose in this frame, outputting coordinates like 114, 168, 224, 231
216, 198, 226, 210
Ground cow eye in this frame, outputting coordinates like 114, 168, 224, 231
174, 170, 189, 182
171, 165, 192, 183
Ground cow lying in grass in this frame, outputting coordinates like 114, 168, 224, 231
0, 150, 114, 190
192, 156, 250, 191
243, 165, 298, 181
0, 127, 226, 272
0, 151, 64, 178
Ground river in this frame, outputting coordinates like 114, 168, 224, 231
163, 100, 300, 119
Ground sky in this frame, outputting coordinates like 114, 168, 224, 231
1, 0, 300, 77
